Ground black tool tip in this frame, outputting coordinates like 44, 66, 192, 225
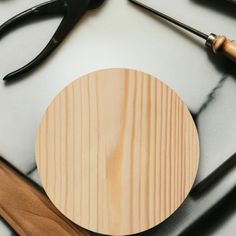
3, 75, 10, 81
3, 72, 16, 81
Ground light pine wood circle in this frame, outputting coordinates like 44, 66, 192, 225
36, 68, 199, 235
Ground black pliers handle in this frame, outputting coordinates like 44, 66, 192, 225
0, 0, 104, 81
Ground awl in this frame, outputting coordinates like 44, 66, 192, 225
129, 0, 236, 63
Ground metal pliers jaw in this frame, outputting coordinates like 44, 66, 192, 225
0, 0, 105, 81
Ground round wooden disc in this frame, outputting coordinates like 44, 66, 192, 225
36, 68, 199, 235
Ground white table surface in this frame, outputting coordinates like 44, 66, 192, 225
0, 0, 235, 235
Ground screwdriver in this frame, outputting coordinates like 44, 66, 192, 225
129, 0, 236, 63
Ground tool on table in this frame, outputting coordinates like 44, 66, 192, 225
129, 0, 236, 63
0, 0, 105, 81
0, 157, 90, 236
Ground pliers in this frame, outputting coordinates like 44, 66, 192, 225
0, 0, 105, 81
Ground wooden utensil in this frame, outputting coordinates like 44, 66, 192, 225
0, 157, 89, 236
36, 68, 200, 235
129, 0, 236, 63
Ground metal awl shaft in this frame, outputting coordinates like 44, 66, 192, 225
129, 0, 208, 40
129, 0, 236, 63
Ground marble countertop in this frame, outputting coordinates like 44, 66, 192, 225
0, 0, 235, 235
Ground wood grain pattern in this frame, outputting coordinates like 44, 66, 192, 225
212, 35, 236, 63
36, 68, 200, 235
0, 157, 89, 236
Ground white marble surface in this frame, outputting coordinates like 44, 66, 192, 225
197, 77, 236, 182
0, 0, 235, 235
0, 221, 11, 236
0, 0, 235, 173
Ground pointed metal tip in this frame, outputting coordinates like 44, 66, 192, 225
3, 73, 15, 81
3, 74, 10, 81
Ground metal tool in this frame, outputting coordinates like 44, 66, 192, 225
129, 0, 236, 63
0, 0, 105, 81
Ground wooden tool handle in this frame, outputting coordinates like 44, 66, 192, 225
0, 157, 89, 236
212, 35, 236, 62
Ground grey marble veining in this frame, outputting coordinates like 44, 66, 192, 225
0, 0, 236, 235
196, 77, 236, 184
1, 0, 235, 174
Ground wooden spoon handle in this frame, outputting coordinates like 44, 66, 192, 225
0, 157, 89, 236
212, 35, 236, 63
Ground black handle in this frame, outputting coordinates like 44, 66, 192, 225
0, 1, 64, 37
1, 0, 104, 81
